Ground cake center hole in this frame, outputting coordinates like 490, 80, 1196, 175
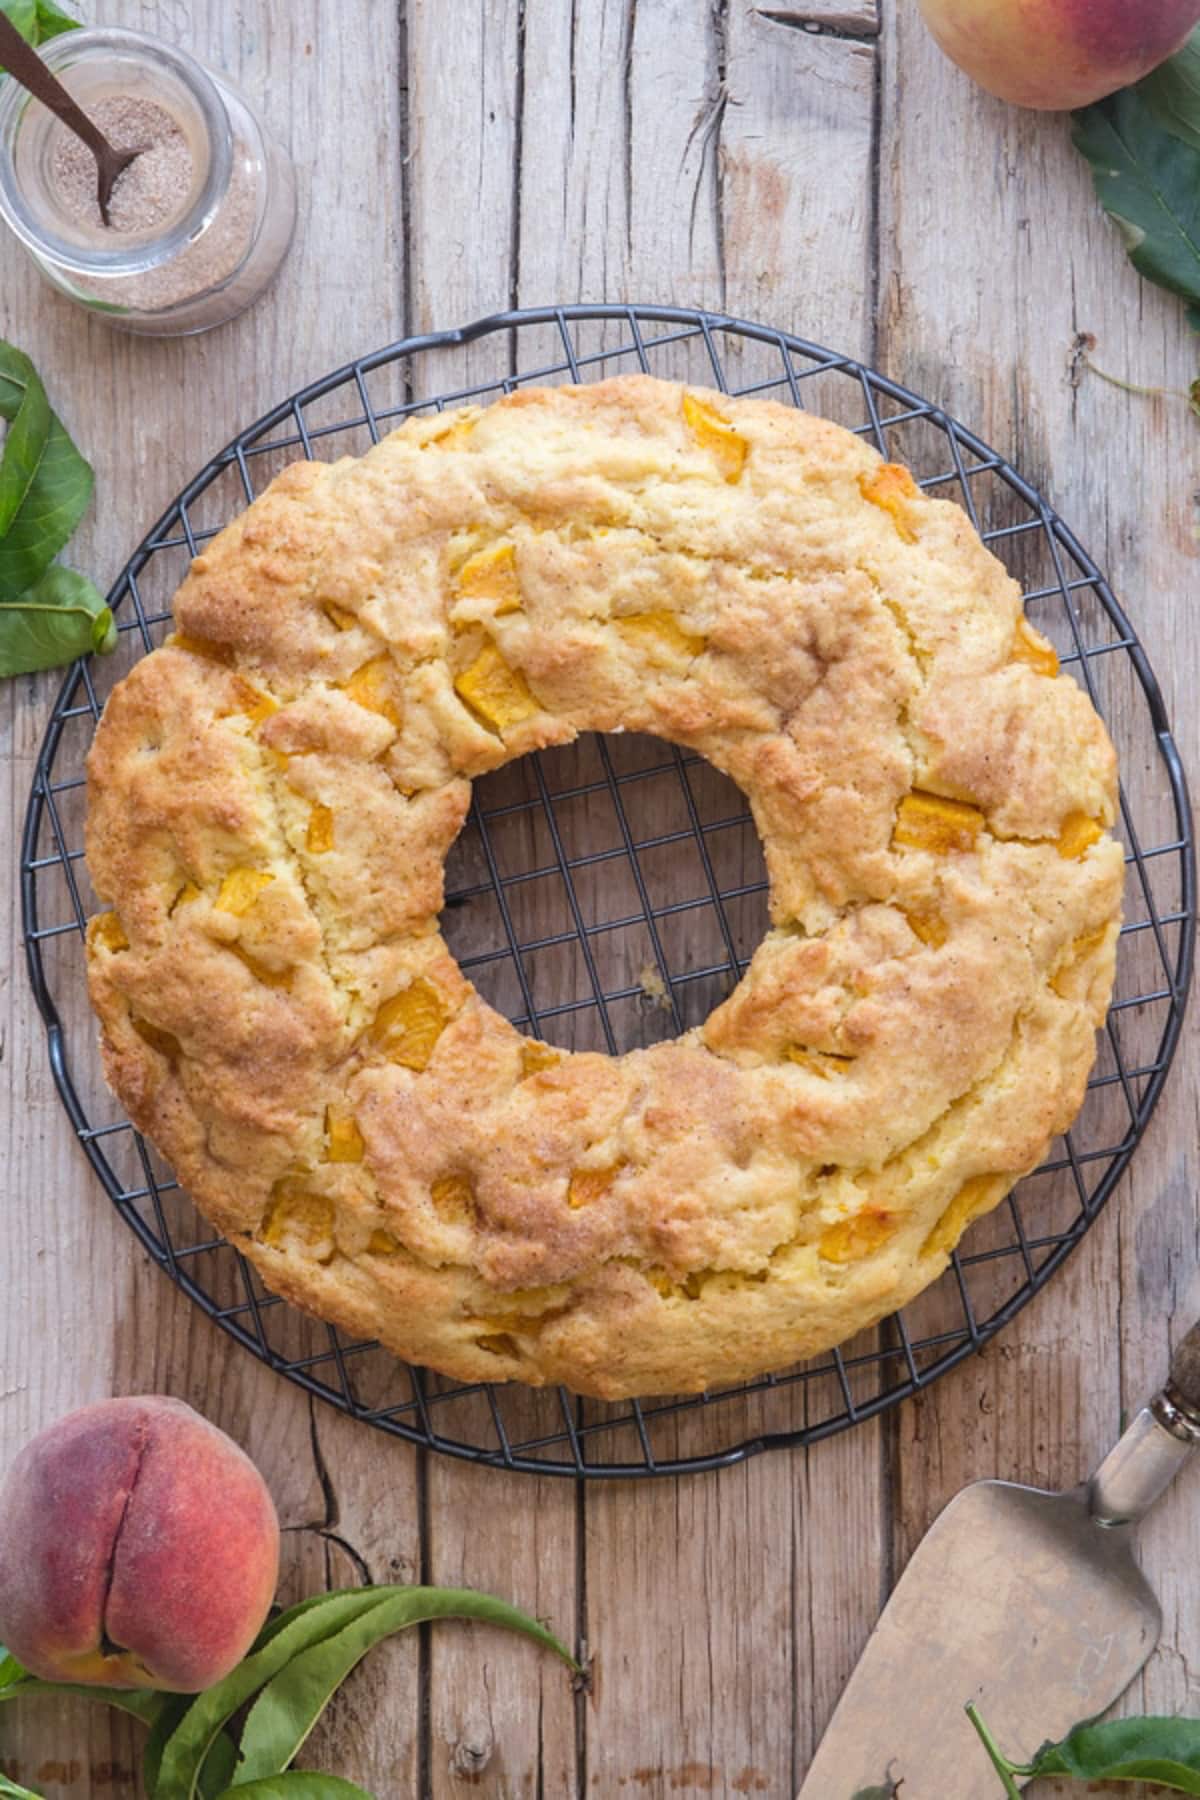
441, 731, 770, 1055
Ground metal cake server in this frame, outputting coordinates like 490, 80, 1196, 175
798, 1318, 1200, 1800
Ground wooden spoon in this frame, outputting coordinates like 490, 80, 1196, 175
0, 14, 140, 226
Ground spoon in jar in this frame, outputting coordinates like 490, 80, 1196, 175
0, 13, 141, 226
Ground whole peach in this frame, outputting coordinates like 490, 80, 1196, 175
0, 1397, 279, 1692
916, 0, 1200, 110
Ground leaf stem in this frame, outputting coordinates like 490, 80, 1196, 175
964, 1704, 1024, 1799
1081, 355, 1192, 402
1073, 348, 1200, 418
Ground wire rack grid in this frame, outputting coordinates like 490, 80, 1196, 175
21, 304, 1196, 1478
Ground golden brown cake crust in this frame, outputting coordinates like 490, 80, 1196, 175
84, 376, 1122, 1398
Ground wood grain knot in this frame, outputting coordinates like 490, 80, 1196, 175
450, 1727, 495, 1778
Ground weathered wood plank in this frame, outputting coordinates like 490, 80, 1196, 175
515, 5, 885, 1797
405, 8, 582, 1797
407, 0, 522, 342
721, 2, 877, 356
760, 2, 879, 32
0, 2, 418, 1794
408, 3, 886, 1793
880, 11, 1200, 1797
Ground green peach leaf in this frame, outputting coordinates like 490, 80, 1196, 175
32, 0, 78, 41
0, 341, 50, 538
0, 0, 77, 51
0, 1, 38, 46
1029, 1714, 1200, 1790
0, 340, 93, 603
143, 1699, 239, 1800
198, 1733, 240, 1800
1073, 89, 1200, 313
1140, 27, 1200, 155
0, 566, 115, 676
0, 1674, 165, 1725
246, 1592, 367, 1656
153, 1590, 397, 1800
0, 1775, 46, 1799
231, 1587, 575, 1784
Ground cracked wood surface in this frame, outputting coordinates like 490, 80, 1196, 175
0, 2, 1196, 1797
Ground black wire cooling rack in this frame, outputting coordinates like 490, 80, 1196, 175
21, 305, 1196, 1477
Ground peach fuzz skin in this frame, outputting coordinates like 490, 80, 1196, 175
0, 1397, 279, 1692
917, 0, 1200, 110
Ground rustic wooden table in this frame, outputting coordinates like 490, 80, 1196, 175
2, 3, 1198, 1796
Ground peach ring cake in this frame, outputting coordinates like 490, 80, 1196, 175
84, 375, 1122, 1399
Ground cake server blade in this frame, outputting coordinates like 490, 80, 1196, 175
797, 1317, 1200, 1800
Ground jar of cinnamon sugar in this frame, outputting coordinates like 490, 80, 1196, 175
0, 26, 295, 335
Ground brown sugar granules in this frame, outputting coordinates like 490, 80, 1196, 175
47, 93, 256, 316
52, 95, 192, 235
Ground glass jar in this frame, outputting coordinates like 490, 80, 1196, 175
0, 26, 296, 335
